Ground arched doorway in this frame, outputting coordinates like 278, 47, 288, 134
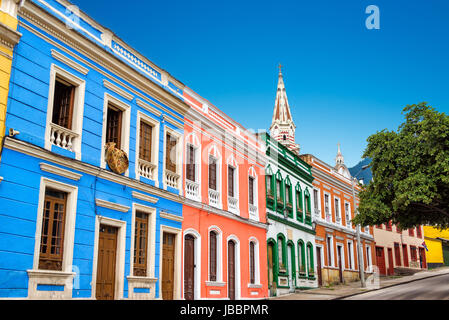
184, 234, 195, 300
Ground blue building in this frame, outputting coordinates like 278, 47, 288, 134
0, 0, 189, 299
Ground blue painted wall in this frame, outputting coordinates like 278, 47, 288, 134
0, 2, 185, 299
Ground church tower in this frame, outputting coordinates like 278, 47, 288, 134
335, 143, 351, 178
269, 65, 300, 155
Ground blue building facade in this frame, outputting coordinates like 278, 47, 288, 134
0, 0, 189, 299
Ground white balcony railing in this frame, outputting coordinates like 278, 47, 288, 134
165, 170, 180, 189
138, 159, 156, 180
50, 123, 79, 152
325, 208, 331, 222
346, 215, 352, 228
185, 179, 199, 200
228, 196, 238, 212
314, 208, 320, 218
249, 204, 258, 219
209, 189, 220, 207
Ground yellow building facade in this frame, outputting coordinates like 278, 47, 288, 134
0, 0, 21, 162
423, 226, 449, 268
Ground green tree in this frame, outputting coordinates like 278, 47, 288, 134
353, 102, 449, 230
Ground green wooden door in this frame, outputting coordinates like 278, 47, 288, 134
442, 244, 449, 266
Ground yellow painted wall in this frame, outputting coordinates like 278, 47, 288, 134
423, 226, 449, 265
0, 5, 18, 158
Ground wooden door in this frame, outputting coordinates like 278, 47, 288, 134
418, 248, 427, 269
267, 243, 274, 293
376, 246, 386, 275
337, 246, 343, 283
228, 240, 236, 300
387, 248, 394, 275
184, 234, 195, 300
96, 225, 118, 300
316, 247, 322, 286
442, 244, 449, 266
162, 233, 175, 300
402, 244, 409, 267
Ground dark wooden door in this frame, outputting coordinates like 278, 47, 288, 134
316, 247, 322, 286
443, 244, 449, 266
96, 225, 118, 300
402, 244, 409, 267
376, 246, 386, 275
387, 248, 394, 275
162, 233, 175, 300
228, 240, 236, 300
337, 246, 343, 283
418, 247, 427, 269
184, 234, 195, 300
267, 243, 274, 293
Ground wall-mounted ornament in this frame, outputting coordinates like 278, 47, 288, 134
105, 142, 129, 174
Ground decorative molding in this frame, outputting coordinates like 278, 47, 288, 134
162, 114, 183, 129
103, 79, 134, 101
315, 236, 324, 242
205, 281, 226, 287
159, 211, 183, 222
51, 49, 89, 75
136, 99, 162, 117
0, 22, 21, 51
39, 162, 82, 181
248, 284, 263, 289
96, 198, 130, 213
132, 191, 159, 204
336, 236, 345, 241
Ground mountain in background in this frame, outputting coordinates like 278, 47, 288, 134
349, 158, 372, 184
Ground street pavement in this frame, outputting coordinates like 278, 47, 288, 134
269, 266, 449, 300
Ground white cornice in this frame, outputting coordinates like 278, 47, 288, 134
4, 137, 183, 204
159, 211, 183, 222
0, 21, 22, 51
95, 198, 130, 213
162, 114, 183, 130
39, 162, 82, 181
103, 79, 134, 101
51, 49, 89, 75
132, 191, 159, 204
136, 99, 162, 117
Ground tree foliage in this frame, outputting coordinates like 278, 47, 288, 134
352, 102, 449, 230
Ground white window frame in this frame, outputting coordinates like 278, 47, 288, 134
326, 235, 334, 267
347, 240, 355, 270
207, 226, 224, 284
207, 144, 222, 209
334, 196, 341, 225
44, 64, 85, 160
100, 93, 131, 176
248, 237, 261, 287
135, 111, 160, 185
336, 242, 345, 270
344, 201, 352, 228
248, 166, 259, 221
226, 155, 239, 214
324, 192, 331, 222
27, 177, 78, 299
313, 188, 321, 219
226, 234, 241, 300
163, 126, 183, 192
184, 132, 201, 201
365, 245, 373, 271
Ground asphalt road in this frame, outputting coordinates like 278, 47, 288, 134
344, 273, 449, 300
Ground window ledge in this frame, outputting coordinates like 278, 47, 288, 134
205, 281, 226, 287
27, 269, 76, 278
248, 283, 262, 289
127, 276, 158, 283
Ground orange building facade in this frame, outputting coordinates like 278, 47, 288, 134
301, 150, 376, 286
180, 88, 269, 300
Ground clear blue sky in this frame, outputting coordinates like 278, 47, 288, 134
71, 0, 449, 167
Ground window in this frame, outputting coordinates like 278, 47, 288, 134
345, 203, 351, 227
106, 104, 123, 148
334, 198, 340, 223
324, 194, 330, 222
39, 188, 68, 271
296, 189, 303, 213
410, 246, 417, 261
347, 241, 353, 269
304, 191, 311, 221
266, 175, 273, 198
326, 236, 333, 267
408, 228, 414, 237
209, 231, 217, 281
228, 166, 235, 198
52, 78, 75, 130
313, 189, 319, 216
278, 236, 286, 271
376, 224, 383, 229
209, 156, 217, 190
133, 211, 149, 276
416, 226, 422, 238
386, 221, 392, 231
366, 246, 372, 269
139, 121, 153, 163
276, 179, 282, 204
298, 241, 306, 275
165, 132, 177, 173
396, 226, 402, 233
249, 242, 255, 284
285, 184, 292, 207
394, 243, 401, 266
186, 144, 196, 182
307, 243, 314, 276
248, 176, 255, 205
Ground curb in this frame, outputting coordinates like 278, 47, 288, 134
332, 271, 449, 300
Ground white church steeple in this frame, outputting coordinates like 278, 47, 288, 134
269, 64, 300, 154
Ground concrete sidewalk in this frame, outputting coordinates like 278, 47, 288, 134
269, 266, 449, 300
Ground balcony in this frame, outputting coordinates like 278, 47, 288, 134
325, 208, 331, 222
50, 123, 79, 153
138, 159, 156, 181
346, 215, 352, 228
228, 196, 238, 212
249, 204, 258, 219
335, 215, 341, 225
209, 189, 220, 207
185, 179, 199, 200
314, 208, 320, 218
165, 170, 180, 189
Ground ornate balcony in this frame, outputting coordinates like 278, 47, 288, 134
209, 189, 220, 207
185, 179, 199, 200
138, 159, 156, 180
50, 123, 78, 152
228, 196, 238, 212
249, 204, 258, 219
165, 170, 180, 189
